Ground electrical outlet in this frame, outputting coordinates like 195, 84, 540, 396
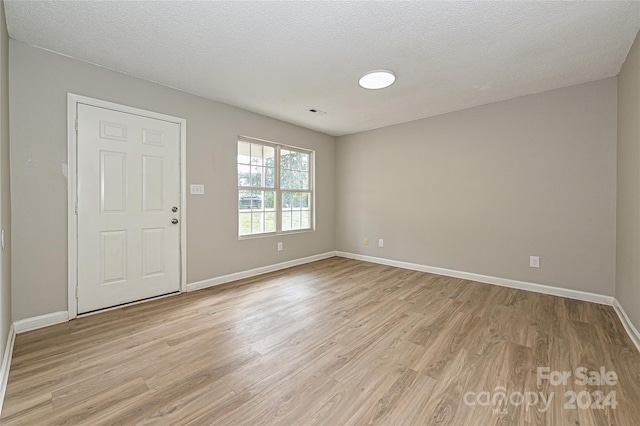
364, 238, 369, 245
190, 184, 205, 195
277, 242, 283, 251
378, 239, 384, 248
530, 256, 540, 268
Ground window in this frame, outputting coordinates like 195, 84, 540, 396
238, 136, 313, 237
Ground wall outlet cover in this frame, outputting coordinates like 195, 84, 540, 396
190, 184, 205, 195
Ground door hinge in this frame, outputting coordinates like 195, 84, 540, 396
75, 119, 78, 132
75, 284, 78, 299
75, 202, 78, 215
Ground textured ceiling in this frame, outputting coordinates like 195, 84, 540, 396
4, 1, 640, 136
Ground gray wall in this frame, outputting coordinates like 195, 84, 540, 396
336, 79, 617, 296
617, 30, 640, 330
9, 40, 335, 322
0, 0, 11, 353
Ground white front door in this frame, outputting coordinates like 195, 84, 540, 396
76, 103, 181, 314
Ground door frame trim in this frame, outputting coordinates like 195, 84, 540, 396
67, 94, 187, 320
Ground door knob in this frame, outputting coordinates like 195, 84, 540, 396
171, 218, 179, 224
172, 206, 178, 212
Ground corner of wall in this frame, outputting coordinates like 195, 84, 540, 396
613, 298, 640, 353
0, 0, 13, 382
0, 323, 15, 415
615, 28, 640, 336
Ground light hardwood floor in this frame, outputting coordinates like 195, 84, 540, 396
2, 257, 640, 425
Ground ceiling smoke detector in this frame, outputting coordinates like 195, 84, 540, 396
359, 70, 396, 90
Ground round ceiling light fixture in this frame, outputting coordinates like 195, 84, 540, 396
358, 70, 396, 90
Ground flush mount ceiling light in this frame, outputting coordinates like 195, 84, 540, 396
358, 70, 396, 90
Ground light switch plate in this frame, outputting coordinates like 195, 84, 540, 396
190, 184, 205, 195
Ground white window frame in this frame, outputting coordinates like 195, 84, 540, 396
237, 136, 314, 238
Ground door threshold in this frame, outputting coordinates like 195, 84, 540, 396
77, 291, 181, 318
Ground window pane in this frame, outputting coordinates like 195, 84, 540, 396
238, 164, 250, 186
301, 192, 310, 208
250, 166, 263, 187
297, 171, 309, 190
264, 146, 275, 166
264, 191, 275, 209
239, 190, 251, 210
239, 190, 262, 210
280, 169, 292, 189
282, 211, 292, 231
251, 212, 264, 234
294, 152, 304, 170
286, 151, 308, 172
250, 143, 263, 165
292, 192, 301, 208
297, 171, 308, 190
282, 191, 292, 208
292, 210, 302, 229
298, 152, 309, 172
265, 167, 275, 188
252, 191, 263, 210
238, 141, 251, 164
281, 149, 290, 170
280, 191, 311, 232
282, 192, 310, 209
239, 188, 274, 236
281, 169, 309, 190
292, 192, 309, 209
265, 212, 276, 233
239, 212, 252, 235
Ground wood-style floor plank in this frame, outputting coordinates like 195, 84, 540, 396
2, 257, 640, 425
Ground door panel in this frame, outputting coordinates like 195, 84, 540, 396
142, 128, 164, 146
101, 230, 127, 284
100, 151, 127, 213
142, 228, 164, 277
77, 104, 181, 314
142, 156, 164, 212
100, 121, 128, 142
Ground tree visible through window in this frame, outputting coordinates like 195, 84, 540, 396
238, 137, 313, 237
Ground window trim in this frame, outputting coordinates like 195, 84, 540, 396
237, 135, 315, 239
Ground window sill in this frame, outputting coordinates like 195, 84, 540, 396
238, 228, 315, 240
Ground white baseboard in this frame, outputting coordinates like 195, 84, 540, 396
612, 298, 640, 353
187, 251, 338, 292
0, 324, 16, 415
13, 311, 69, 334
335, 252, 614, 305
